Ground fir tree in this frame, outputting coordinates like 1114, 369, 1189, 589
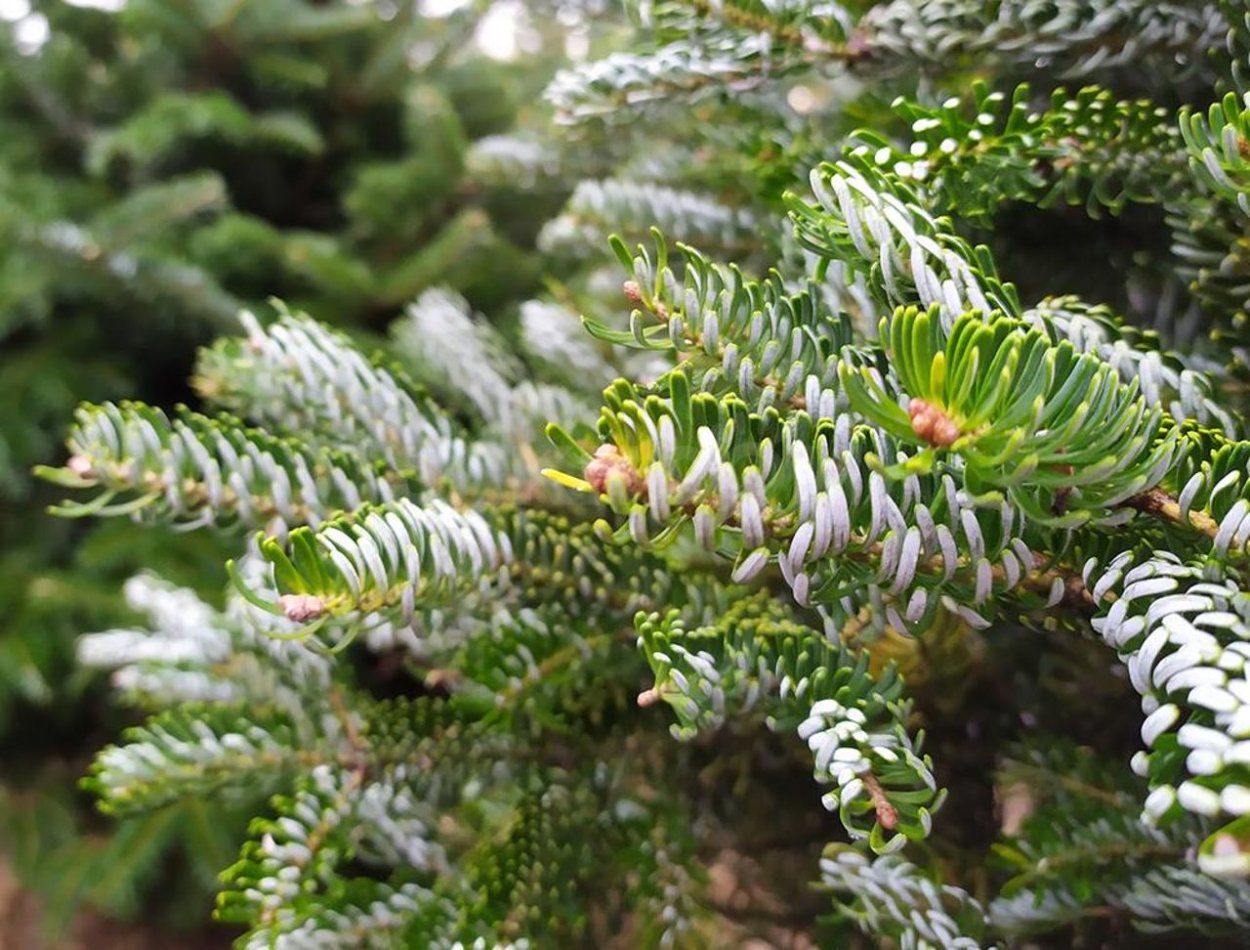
0, 0, 592, 935
37, 0, 1250, 946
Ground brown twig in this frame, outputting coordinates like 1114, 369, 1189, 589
861, 771, 899, 830
1125, 487, 1221, 540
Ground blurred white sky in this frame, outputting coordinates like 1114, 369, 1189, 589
0, 0, 525, 58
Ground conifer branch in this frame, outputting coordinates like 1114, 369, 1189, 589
38, 401, 404, 533
196, 307, 511, 492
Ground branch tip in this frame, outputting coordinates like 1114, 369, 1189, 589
584, 444, 644, 495
278, 593, 328, 623
908, 398, 960, 447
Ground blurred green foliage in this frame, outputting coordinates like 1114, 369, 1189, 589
0, 0, 573, 933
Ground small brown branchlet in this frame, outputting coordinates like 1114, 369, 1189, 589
861, 771, 899, 831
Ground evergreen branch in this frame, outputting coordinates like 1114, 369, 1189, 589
391, 291, 595, 463
988, 741, 1244, 937
1088, 552, 1250, 871
519, 299, 619, 394
390, 287, 521, 425
634, 0, 854, 54
637, 592, 944, 852
77, 574, 232, 676
997, 742, 1141, 810
256, 498, 508, 630
196, 307, 511, 491
598, 232, 870, 416
89, 172, 230, 248
541, 179, 761, 259
466, 134, 564, 189
1181, 92, 1250, 218
986, 888, 1100, 934
1004, 832, 1185, 895
1172, 90, 1250, 336
819, 847, 988, 949
788, 155, 1024, 323
545, 38, 823, 126
258, 498, 703, 643
1117, 863, 1250, 933
85, 90, 252, 176
859, 0, 1224, 81
448, 604, 623, 729
616, 806, 708, 948
216, 764, 459, 944
1027, 297, 1236, 436
38, 401, 404, 532
455, 773, 620, 944
552, 372, 1080, 630
844, 305, 1176, 526
858, 82, 1190, 220
78, 569, 337, 718
1169, 194, 1250, 341
790, 155, 1234, 431
20, 219, 243, 328
0, 34, 89, 145
1161, 425, 1250, 560
350, 766, 447, 872
87, 706, 315, 815
1225, 0, 1250, 95
240, 881, 453, 950
552, 0, 1221, 130
237, 1, 378, 42
252, 764, 367, 928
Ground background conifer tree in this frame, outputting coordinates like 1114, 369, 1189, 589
0, 0, 605, 937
